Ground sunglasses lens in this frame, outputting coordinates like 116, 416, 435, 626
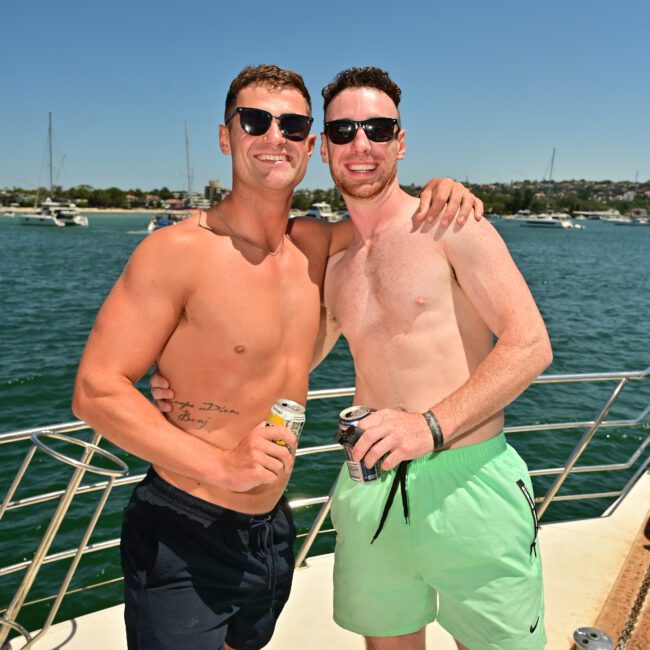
279, 114, 313, 141
365, 118, 397, 142
239, 108, 272, 136
326, 121, 356, 144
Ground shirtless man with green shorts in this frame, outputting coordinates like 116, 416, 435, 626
318, 68, 552, 650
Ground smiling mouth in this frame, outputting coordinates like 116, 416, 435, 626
347, 163, 377, 172
256, 154, 290, 163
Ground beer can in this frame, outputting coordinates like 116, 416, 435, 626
336, 405, 381, 483
266, 398, 306, 450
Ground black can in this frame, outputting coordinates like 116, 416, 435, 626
336, 406, 381, 483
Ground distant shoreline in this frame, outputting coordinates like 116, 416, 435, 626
4, 207, 161, 214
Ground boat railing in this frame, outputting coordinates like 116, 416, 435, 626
1, 366, 649, 648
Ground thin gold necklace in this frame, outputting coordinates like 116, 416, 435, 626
214, 209, 285, 256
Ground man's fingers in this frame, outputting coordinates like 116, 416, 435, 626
259, 439, 295, 473
150, 372, 170, 389
255, 447, 287, 476
153, 400, 172, 413
455, 194, 474, 226
416, 186, 434, 221
151, 387, 174, 400
351, 425, 387, 462
363, 435, 395, 469
260, 424, 296, 448
380, 450, 402, 472
474, 198, 484, 221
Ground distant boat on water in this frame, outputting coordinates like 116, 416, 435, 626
146, 121, 199, 233
523, 212, 575, 229
147, 211, 192, 232
19, 113, 89, 228
521, 149, 583, 230
304, 202, 335, 220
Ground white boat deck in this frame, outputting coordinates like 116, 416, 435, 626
9, 472, 649, 650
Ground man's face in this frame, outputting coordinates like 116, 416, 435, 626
320, 87, 405, 200
220, 84, 316, 193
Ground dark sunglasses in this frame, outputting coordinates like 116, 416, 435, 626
225, 107, 314, 142
323, 118, 400, 145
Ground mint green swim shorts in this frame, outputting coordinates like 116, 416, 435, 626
331, 433, 546, 650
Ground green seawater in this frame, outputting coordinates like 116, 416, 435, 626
0, 214, 648, 634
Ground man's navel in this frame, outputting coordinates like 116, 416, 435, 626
234, 344, 246, 354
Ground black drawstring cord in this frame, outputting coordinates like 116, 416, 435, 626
371, 461, 410, 544
251, 517, 275, 600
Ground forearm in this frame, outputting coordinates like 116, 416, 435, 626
429, 331, 552, 442
72, 372, 226, 487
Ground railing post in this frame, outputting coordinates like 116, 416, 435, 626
0, 432, 128, 649
537, 378, 629, 519
294, 477, 339, 569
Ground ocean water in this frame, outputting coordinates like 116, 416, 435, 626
0, 214, 648, 633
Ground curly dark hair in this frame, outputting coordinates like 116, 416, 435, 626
224, 64, 312, 122
321, 67, 401, 113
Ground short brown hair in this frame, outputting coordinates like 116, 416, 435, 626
224, 64, 312, 122
321, 67, 401, 114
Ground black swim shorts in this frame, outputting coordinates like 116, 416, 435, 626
121, 468, 296, 650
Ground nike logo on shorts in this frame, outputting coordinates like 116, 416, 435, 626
530, 617, 539, 633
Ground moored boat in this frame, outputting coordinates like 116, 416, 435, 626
19, 198, 89, 228
146, 211, 192, 232
304, 202, 335, 221
523, 212, 574, 228
19, 114, 89, 228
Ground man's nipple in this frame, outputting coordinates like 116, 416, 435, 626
415, 296, 425, 306
234, 344, 246, 354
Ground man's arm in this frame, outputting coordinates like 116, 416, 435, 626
73, 232, 294, 491
353, 219, 552, 470
429, 219, 552, 436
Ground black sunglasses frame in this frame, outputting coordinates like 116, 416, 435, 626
323, 118, 400, 145
225, 107, 314, 142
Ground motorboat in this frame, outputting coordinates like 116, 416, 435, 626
304, 202, 335, 221
146, 211, 192, 233
523, 212, 574, 228
19, 198, 89, 227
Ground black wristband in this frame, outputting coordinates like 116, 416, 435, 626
422, 410, 445, 451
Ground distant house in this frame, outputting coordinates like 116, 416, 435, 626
163, 198, 185, 209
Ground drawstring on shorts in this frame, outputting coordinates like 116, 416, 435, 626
371, 460, 410, 543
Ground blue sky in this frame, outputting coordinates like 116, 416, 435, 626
1, 0, 648, 192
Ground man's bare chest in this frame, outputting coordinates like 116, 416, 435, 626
326, 237, 454, 338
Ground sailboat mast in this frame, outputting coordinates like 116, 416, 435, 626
48, 112, 53, 195
184, 120, 192, 206
545, 147, 556, 212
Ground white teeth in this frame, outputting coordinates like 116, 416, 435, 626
258, 154, 287, 161
349, 164, 375, 171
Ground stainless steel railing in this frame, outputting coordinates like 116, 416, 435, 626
0, 366, 648, 647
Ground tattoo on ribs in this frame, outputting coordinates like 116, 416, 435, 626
172, 399, 240, 430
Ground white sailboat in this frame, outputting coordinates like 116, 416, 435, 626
523, 149, 580, 229
147, 120, 195, 233
19, 113, 89, 228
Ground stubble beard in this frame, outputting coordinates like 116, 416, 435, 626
331, 160, 398, 202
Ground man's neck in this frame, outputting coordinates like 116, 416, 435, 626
343, 177, 416, 242
215, 182, 294, 246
